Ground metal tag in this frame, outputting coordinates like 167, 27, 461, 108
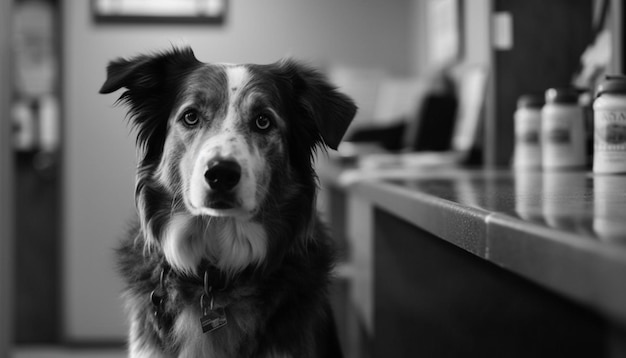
200, 307, 227, 334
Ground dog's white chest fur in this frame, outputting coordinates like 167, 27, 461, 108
160, 213, 268, 276
173, 308, 221, 358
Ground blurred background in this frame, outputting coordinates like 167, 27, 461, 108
0, 0, 622, 357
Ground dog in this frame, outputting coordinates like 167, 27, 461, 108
99, 47, 356, 358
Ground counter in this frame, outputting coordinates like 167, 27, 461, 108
321, 164, 626, 358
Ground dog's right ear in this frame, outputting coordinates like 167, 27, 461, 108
99, 47, 200, 94
99, 47, 201, 151
99, 55, 152, 94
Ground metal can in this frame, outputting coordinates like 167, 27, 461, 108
541, 88, 586, 170
512, 94, 544, 169
593, 75, 626, 174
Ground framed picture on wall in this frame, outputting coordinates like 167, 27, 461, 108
93, 0, 227, 24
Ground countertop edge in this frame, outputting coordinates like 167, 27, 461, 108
344, 176, 626, 325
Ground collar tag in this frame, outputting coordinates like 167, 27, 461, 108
200, 305, 228, 333
199, 269, 228, 334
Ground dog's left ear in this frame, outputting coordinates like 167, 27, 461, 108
282, 60, 357, 150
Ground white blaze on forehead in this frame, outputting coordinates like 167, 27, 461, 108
226, 65, 250, 95
215, 65, 250, 135
211, 65, 251, 157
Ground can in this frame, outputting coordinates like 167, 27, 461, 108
512, 94, 544, 169
593, 75, 626, 174
541, 88, 586, 170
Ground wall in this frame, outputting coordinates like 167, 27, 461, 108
408, 0, 491, 76
463, 0, 491, 68
487, 0, 592, 166
62, 0, 413, 341
409, 0, 428, 76
609, 0, 623, 73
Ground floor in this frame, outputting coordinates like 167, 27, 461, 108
12, 347, 126, 358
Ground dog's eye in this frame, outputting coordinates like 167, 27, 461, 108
182, 110, 200, 127
254, 113, 273, 131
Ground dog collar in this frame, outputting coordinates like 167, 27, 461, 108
150, 261, 238, 334
174, 261, 232, 291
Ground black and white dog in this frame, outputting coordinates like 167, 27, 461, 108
99, 47, 356, 357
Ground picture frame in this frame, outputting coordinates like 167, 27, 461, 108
92, 0, 227, 24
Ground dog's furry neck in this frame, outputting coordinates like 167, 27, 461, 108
155, 213, 268, 278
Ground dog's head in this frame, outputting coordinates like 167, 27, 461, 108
100, 47, 356, 275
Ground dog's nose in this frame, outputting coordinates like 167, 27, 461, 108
204, 160, 241, 191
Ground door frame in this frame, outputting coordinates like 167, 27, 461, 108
0, 0, 15, 356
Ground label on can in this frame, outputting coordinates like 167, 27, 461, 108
546, 128, 571, 144
595, 110, 626, 148
513, 108, 542, 168
542, 105, 586, 169
543, 113, 573, 145
517, 130, 540, 144
594, 109, 626, 173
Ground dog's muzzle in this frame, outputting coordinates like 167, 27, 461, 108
186, 133, 261, 218
203, 158, 242, 210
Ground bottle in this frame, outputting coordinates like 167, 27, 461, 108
541, 88, 586, 170
12, 100, 36, 151
592, 75, 626, 174
512, 94, 544, 169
